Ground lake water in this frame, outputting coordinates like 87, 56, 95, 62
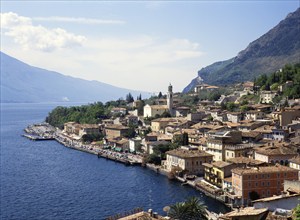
0, 103, 229, 220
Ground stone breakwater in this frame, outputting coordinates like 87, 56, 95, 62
23, 123, 142, 165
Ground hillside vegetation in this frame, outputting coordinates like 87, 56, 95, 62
254, 63, 300, 99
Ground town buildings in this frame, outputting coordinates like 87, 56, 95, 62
231, 164, 299, 205
165, 146, 213, 175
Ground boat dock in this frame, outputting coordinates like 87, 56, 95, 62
22, 134, 54, 141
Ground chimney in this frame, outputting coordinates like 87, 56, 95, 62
148, 209, 153, 217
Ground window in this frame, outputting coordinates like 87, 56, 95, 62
262, 182, 265, 186
255, 175, 258, 179
255, 182, 258, 187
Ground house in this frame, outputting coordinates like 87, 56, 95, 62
254, 142, 298, 165
143, 104, 168, 118
63, 122, 100, 139
194, 83, 219, 93
111, 107, 127, 115
174, 106, 190, 117
115, 138, 130, 152
279, 106, 300, 127
186, 111, 206, 123
289, 156, 300, 180
105, 124, 129, 138
165, 146, 213, 175
129, 137, 142, 153
231, 164, 299, 206
271, 128, 288, 141
126, 115, 139, 126
191, 122, 224, 135
245, 110, 265, 121
203, 161, 236, 188
77, 124, 101, 138
238, 120, 266, 132
219, 207, 268, 220
260, 91, 277, 104
241, 131, 263, 142
254, 124, 275, 140
227, 112, 243, 123
224, 143, 253, 161
151, 118, 177, 132
64, 122, 80, 135
206, 130, 242, 161
209, 109, 228, 122
243, 81, 254, 92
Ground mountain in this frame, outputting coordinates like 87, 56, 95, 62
183, 8, 300, 93
0, 52, 148, 103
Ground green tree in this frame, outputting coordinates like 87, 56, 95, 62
293, 203, 300, 220
168, 197, 208, 220
158, 91, 163, 99
146, 154, 161, 165
226, 102, 236, 112
126, 93, 134, 103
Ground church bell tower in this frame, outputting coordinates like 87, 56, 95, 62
167, 83, 173, 114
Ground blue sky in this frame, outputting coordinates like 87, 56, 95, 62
1, 1, 299, 93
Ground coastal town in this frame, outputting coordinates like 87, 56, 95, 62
24, 71, 300, 219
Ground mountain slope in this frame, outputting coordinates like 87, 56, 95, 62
184, 8, 300, 92
1, 52, 148, 103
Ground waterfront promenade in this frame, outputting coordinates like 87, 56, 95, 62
23, 123, 231, 213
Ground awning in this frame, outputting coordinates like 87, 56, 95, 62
114, 147, 122, 152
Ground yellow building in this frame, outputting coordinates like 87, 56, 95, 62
203, 161, 236, 188
151, 118, 177, 132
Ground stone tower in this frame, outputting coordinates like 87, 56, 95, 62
167, 83, 173, 114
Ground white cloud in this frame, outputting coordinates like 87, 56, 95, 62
1, 12, 86, 52
1, 12, 203, 92
33, 16, 126, 25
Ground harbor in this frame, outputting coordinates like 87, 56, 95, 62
22, 123, 232, 213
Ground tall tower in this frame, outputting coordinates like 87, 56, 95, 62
167, 83, 173, 114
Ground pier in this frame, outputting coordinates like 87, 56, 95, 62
22, 134, 54, 141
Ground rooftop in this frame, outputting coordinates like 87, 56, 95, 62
232, 164, 297, 175
289, 156, 300, 164
105, 124, 129, 130
253, 193, 300, 203
255, 143, 297, 156
212, 161, 232, 168
148, 105, 168, 110
166, 148, 212, 159
227, 157, 265, 165
220, 207, 268, 219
